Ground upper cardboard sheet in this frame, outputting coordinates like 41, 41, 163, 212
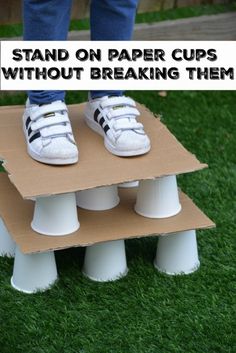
0, 103, 207, 198
0, 173, 214, 254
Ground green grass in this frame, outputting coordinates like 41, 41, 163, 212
0, 3, 236, 37
0, 90, 235, 353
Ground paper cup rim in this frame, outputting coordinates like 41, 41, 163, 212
31, 221, 80, 236
134, 203, 182, 219
153, 260, 200, 275
82, 267, 129, 282
11, 276, 58, 294
0, 250, 15, 258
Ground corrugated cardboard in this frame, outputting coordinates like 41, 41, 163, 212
0, 173, 214, 254
0, 103, 207, 199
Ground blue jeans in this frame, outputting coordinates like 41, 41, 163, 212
23, 0, 138, 104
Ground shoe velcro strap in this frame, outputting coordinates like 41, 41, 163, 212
100, 96, 136, 109
31, 101, 68, 121
31, 114, 69, 131
114, 121, 144, 131
40, 125, 72, 138
106, 107, 140, 120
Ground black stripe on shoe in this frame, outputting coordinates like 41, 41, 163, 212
25, 116, 31, 129
94, 109, 100, 122
29, 132, 41, 143
103, 125, 110, 134
99, 117, 105, 127
28, 126, 32, 136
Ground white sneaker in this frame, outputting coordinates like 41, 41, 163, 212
22, 99, 78, 165
84, 95, 151, 156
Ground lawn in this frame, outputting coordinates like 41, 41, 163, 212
0, 90, 235, 353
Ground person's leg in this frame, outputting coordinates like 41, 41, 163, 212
22, 0, 78, 165
89, 0, 139, 99
85, 0, 150, 157
23, 0, 72, 104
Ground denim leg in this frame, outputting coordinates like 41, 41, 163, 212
23, 0, 72, 104
89, 0, 139, 99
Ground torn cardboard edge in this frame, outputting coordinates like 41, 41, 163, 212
0, 173, 215, 254
0, 102, 207, 199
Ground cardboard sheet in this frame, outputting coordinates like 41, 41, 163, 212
0, 173, 214, 254
0, 103, 207, 198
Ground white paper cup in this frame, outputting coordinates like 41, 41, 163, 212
82, 240, 128, 282
0, 218, 15, 257
134, 176, 181, 218
154, 230, 200, 275
11, 246, 58, 293
118, 181, 139, 188
31, 192, 80, 236
76, 185, 120, 211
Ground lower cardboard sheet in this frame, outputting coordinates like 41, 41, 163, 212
0, 173, 215, 254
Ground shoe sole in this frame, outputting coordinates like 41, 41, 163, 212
84, 113, 151, 157
22, 115, 78, 165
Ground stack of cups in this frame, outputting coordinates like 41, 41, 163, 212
133, 175, 199, 276
32, 192, 80, 236
0, 217, 15, 257
77, 185, 128, 281
154, 230, 200, 275
11, 246, 58, 293
134, 175, 181, 219
12, 192, 79, 293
